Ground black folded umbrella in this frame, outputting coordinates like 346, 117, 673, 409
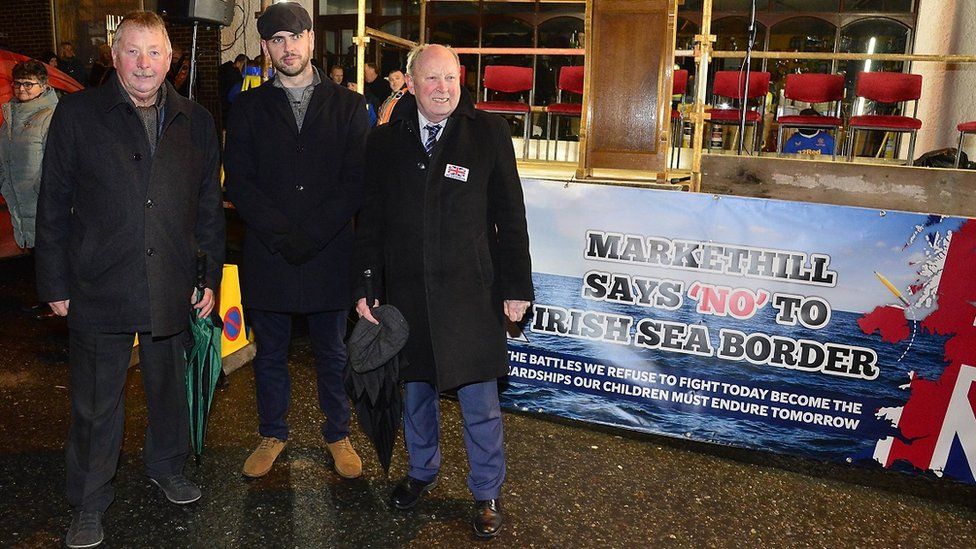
345, 270, 409, 474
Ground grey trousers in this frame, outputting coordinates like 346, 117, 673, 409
66, 329, 189, 512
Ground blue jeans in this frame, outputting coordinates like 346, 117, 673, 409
249, 309, 350, 443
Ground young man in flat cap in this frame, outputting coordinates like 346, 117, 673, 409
224, 1, 369, 480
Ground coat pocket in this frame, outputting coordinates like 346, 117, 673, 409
474, 234, 494, 289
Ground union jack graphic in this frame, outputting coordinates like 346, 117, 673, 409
445, 164, 469, 181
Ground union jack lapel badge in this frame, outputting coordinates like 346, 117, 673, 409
444, 163, 470, 182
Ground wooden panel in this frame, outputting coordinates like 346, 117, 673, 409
580, 0, 676, 174
700, 155, 976, 218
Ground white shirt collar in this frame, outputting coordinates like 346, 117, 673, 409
418, 110, 447, 143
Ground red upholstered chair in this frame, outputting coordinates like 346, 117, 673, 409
955, 121, 976, 168
545, 65, 584, 160
776, 73, 845, 159
475, 65, 534, 159
670, 69, 690, 168
845, 71, 923, 165
706, 70, 771, 154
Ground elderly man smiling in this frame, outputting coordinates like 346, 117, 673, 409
354, 43, 533, 538
35, 10, 224, 548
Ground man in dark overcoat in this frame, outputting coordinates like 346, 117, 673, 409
354, 43, 533, 538
223, 2, 368, 480
34, 11, 224, 549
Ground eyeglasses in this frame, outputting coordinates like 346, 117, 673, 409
12, 81, 41, 90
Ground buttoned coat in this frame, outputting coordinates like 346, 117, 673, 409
354, 91, 533, 391
224, 73, 368, 313
35, 74, 225, 336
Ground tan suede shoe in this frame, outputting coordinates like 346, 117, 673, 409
242, 437, 286, 478
326, 437, 363, 479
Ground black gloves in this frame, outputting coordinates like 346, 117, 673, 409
278, 228, 319, 265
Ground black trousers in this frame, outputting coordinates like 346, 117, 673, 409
66, 329, 189, 512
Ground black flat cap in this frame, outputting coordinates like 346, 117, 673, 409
257, 2, 312, 40
347, 305, 409, 374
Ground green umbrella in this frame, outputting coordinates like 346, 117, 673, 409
186, 253, 223, 460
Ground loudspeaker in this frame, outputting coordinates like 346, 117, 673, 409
155, 0, 235, 27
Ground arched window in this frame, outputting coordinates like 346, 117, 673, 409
429, 18, 480, 47
771, 0, 840, 10
841, 0, 912, 12
711, 16, 767, 72
767, 17, 837, 87
481, 17, 534, 48
837, 18, 911, 91
675, 17, 699, 52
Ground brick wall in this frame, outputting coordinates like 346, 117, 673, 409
0, 4, 224, 129
0, 0, 54, 58
167, 23, 222, 128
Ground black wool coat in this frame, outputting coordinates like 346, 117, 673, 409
224, 74, 368, 313
353, 91, 534, 391
35, 75, 225, 336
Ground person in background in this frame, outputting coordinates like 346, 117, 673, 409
1, 60, 59, 320
167, 45, 191, 96
387, 69, 405, 94
57, 41, 87, 85
41, 51, 59, 68
35, 11, 224, 548
219, 54, 247, 126
375, 68, 406, 125
224, 1, 368, 482
354, 43, 533, 538
329, 64, 344, 85
1, 60, 58, 251
363, 62, 389, 107
87, 43, 114, 87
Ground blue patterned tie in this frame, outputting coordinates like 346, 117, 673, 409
424, 123, 441, 156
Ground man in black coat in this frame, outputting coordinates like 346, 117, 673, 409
223, 2, 368, 480
35, 11, 224, 549
354, 44, 533, 538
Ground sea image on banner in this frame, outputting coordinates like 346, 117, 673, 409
501, 179, 976, 484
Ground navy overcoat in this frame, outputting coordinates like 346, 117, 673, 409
224, 73, 368, 313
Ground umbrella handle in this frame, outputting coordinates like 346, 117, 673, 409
364, 269, 375, 308
196, 252, 207, 290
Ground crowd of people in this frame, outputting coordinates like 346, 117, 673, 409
2, 2, 533, 548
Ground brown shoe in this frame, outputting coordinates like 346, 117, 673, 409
326, 437, 363, 479
242, 437, 286, 478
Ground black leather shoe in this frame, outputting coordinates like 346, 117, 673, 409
390, 475, 437, 510
472, 498, 503, 538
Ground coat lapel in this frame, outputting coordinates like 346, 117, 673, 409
301, 77, 337, 135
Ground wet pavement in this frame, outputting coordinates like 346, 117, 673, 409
1, 255, 975, 548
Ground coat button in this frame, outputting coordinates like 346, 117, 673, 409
146, 248, 155, 256
297, 145, 304, 154
417, 162, 426, 170
145, 199, 154, 208
295, 185, 304, 191
133, 153, 142, 161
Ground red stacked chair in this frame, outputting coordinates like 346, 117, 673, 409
475, 65, 534, 159
955, 121, 976, 168
845, 71, 922, 165
776, 73, 845, 159
706, 70, 771, 155
545, 65, 584, 161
